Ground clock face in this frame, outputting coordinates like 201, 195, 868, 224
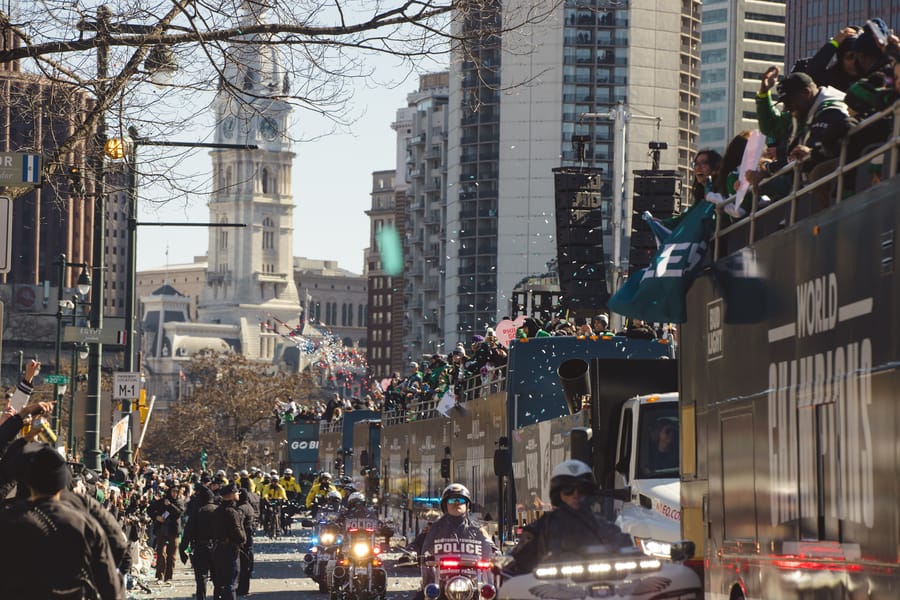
222, 116, 235, 138
260, 117, 279, 141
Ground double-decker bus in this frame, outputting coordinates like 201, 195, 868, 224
680, 103, 900, 598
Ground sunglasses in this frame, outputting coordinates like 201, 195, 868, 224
559, 485, 592, 496
446, 497, 468, 505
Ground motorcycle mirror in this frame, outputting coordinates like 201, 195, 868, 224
670, 540, 696, 562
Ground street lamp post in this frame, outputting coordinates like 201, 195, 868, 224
104, 130, 255, 465
77, 6, 178, 468
67, 341, 89, 455
53, 256, 92, 436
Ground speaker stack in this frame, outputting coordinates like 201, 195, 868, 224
630, 170, 679, 273
552, 167, 608, 315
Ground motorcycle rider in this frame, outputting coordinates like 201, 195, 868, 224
416, 483, 492, 599
279, 468, 302, 499
306, 471, 340, 514
333, 492, 387, 595
500, 459, 632, 577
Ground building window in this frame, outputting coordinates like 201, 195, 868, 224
262, 217, 275, 250
348, 304, 353, 327
218, 216, 229, 250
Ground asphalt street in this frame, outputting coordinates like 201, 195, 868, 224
129, 526, 422, 600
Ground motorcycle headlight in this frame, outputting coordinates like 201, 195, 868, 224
445, 576, 475, 600
534, 558, 662, 581
320, 533, 335, 545
352, 542, 371, 558
634, 537, 672, 559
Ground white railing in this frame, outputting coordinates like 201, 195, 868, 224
712, 102, 900, 259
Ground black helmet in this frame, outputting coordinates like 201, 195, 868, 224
549, 459, 597, 507
440, 482, 472, 513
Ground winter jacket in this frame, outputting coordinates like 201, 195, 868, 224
504, 502, 632, 576
755, 86, 854, 172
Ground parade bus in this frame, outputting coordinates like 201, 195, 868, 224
679, 103, 900, 599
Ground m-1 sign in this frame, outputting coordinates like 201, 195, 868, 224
113, 372, 141, 400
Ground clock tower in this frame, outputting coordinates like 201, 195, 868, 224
198, 0, 301, 360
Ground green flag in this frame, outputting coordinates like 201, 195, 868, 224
200, 448, 208, 470
609, 201, 715, 323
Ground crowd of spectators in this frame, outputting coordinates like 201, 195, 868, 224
696, 17, 900, 230
372, 313, 676, 423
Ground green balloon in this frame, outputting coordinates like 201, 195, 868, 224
375, 225, 403, 276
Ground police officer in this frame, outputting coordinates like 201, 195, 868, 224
236, 485, 257, 596
0, 443, 124, 599
279, 468, 302, 499
418, 483, 491, 594
500, 460, 631, 577
305, 471, 338, 513
181, 484, 218, 600
211, 483, 246, 600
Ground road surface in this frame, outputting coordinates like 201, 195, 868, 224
129, 527, 422, 600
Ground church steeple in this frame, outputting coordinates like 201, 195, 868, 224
198, 3, 300, 361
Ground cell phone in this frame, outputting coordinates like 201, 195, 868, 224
866, 19, 888, 46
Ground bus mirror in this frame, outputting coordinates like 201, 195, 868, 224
570, 427, 592, 466
558, 359, 591, 415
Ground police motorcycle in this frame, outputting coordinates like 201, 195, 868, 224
330, 493, 388, 600
494, 460, 702, 600
496, 542, 702, 600
421, 484, 499, 600
304, 491, 346, 592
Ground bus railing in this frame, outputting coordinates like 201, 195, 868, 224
380, 364, 508, 426
712, 101, 900, 260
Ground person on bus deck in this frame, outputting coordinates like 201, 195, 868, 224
791, 26, 860, 92
646, 419, 679, 473
499, 460, 632, 578
755, 66, 854, 209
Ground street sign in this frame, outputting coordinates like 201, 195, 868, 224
0, 152, 41, 185
63, 325, 126, 345
0, 196, 10, 274
45, 374, 70, 385
113, 372, 141, 400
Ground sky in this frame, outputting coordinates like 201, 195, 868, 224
134, 67, 416, 276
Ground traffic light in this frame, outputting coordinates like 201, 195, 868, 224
67, 165, 85, 197
440, 457, 451, 479
630, 170, 679, 272
138, 389, 149, 424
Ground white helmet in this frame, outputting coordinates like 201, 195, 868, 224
239, 469, 249, 477
347, 491, 366, 509
440, 483, 472, 513
549, 459, 596, 507
326, 490, 343, 502
283, 468, 293, 476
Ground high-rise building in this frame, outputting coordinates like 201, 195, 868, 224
444, 0, 701, 344
699, 0, 786, 152
400, 73, 450, 362
366, 170, 398, 380
784, 1, 894, 73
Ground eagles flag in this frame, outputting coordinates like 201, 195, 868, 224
608, 201, 715, 323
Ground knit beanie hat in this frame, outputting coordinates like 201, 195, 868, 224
23, 443, 71, 495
